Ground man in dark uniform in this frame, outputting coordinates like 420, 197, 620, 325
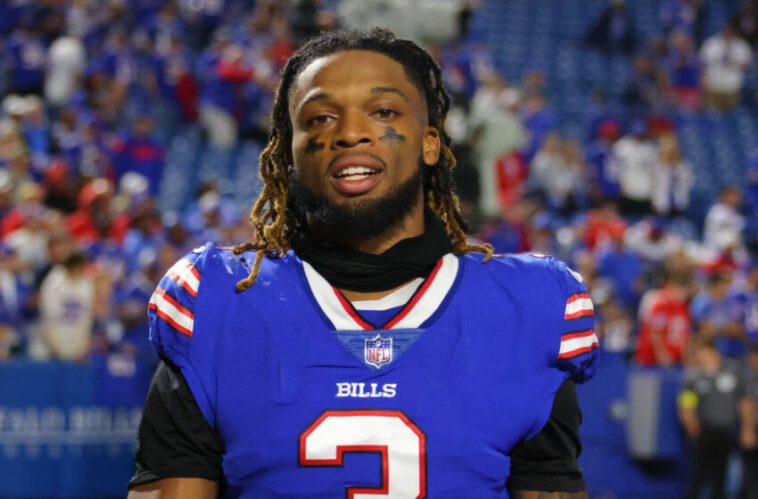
679, 337, 752, 499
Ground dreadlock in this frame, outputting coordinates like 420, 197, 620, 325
233, 28, 493, 292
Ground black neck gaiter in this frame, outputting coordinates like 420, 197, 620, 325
291, 210, 454, 292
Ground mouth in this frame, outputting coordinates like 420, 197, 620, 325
334, 166, 380, 180
329, 155, 385, 196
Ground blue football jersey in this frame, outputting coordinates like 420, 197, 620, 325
148, 244, 598, 498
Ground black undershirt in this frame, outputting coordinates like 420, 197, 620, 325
129, 360, 586, 493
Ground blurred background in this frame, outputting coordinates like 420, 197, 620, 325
1, 0, 758, 497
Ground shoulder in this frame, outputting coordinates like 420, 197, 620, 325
163, 243, 299, 294
148, 243, 299, 354
463, 252, 587, 298
466, 252, 598, 383
147, 244, 301, 427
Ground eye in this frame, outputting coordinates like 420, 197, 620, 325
308, 114, 334, 126
373, 108, 398, 120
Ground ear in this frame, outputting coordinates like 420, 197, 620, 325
421, 126, 441, 166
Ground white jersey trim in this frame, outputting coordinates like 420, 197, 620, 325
302, 254, 459, 330
351, 279, 423, 311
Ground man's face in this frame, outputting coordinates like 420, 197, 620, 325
288, 50, 440, 238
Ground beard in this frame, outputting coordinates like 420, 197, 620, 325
288, 160, 424, 243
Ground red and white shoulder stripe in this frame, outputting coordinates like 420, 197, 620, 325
558, 329, 599, 359
149, 286, 195, 337
166, 258, 201, 297
564, 293, 594, 320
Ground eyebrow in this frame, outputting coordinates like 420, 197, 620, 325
297, 86, 410, 113
370, 86, 409, 100
299, 92, 332, 110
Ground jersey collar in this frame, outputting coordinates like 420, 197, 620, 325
302, 253, 460, 330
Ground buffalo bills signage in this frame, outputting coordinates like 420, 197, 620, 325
364, 335, 392, 368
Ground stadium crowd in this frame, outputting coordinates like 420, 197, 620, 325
1, 0, 758, 496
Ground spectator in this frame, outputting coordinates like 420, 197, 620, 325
0, 96, 34, 169
734, 3, 758, 47
583, 199, 627, 252
0, 246, 24, 359
494, 150, 528, 209
198, 42, 253, 150
529, 133, 561, 195
39, 251, 96, 361
112, 252, 163, 367
42, 159, 78, 213
530, 134, 586, 214
526, 212, 561, 258
153, 35, 198, 123
45, 34, 87, 109
626, 217, 682, 269
735, 263, 758, 346
518, 92, 556, 162
584, 90, 615, 142
19, 96, 51, 177
700, 23, 752, 112
596, 297, 634, 353
87, 29, 138, 122
665, 30, 700, 111
597, 227, 643, 310
690, 270, 746, 359
111, 115, 165, 196
635, 254, 694, 367
622, 54, 663, 120
76, 114, 110, 178
470, 71, 525, 215
3, 189, 50, 275
121, 196, 163, 275
287, 0, 320, 46
480, 203, 529, 255
651, 133, 693, 217
585, 119, 622, 203
66, 178, 130, 246
660, 0, 706, 43
703, 186, 745, 253
560, 139, 590, 212
613, 120, 657, 216
584, 0, 637, 55
678, 337, 751, 499
3, 16, 47, 96
338, 0, 464, 48
28, 231, 74, 306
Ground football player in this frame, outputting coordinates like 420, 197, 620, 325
128, 29, 598, 499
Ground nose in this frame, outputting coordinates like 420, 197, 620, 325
333, 110, 372, 148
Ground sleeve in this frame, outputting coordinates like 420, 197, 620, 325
128, 360, 224, 488
548, 259, 600, 385
147, 243, 218, 429
677, 370, 699, 410
507, 379, 586, 493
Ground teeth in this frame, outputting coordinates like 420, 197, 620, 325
338, 166, 376, 177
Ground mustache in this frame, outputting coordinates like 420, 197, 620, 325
328, 151, 387, 171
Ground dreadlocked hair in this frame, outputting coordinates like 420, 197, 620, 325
233, 28, 493, 292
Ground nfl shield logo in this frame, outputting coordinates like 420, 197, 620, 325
364, 334, 393, 368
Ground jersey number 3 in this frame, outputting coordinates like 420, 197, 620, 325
299, 410, 427, 499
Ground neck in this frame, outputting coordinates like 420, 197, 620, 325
292, 200, 453, 297
308, 198, 426, 255
352, 204, 426, 254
